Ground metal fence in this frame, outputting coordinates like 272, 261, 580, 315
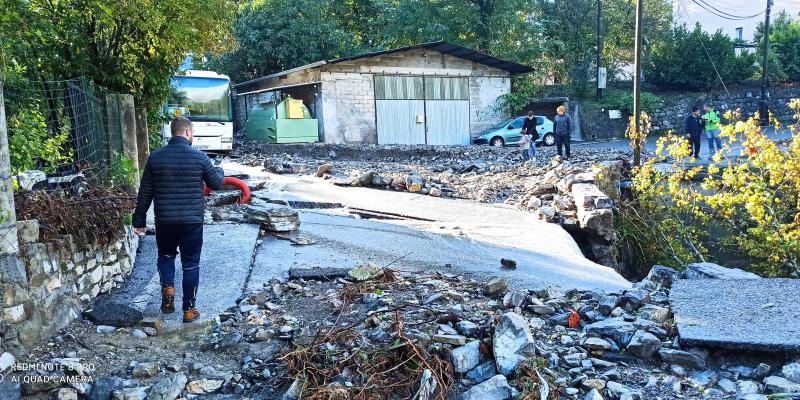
0, 77, 132, 255
2, 77, 125, 183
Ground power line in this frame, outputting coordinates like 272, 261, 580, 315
697, 0, 766, 19
702, 0, 759, 14
698, 37, 732, 98
690, 0, 765, 20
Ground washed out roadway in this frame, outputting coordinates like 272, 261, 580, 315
109, 164, 630, 329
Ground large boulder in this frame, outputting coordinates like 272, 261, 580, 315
783, 362, 800, 384
764, 376, 800, 394
493, 312, 535, 376
626, 330, 662, 358
584, 317, 660, 346
658, 348, 707, 370
148, 373, 188, 400
462, 375, 512, 400
643, 265, 680, 290
451, 341, 481, 374
682, 263, 760, 280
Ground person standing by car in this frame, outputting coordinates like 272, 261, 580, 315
132, 117, 225, 323
521, 111, 539, 163
685, 106, 704, 159
554, 105, 573, 160
702, 103, 722, 157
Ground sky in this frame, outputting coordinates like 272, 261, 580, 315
674, 0, 800, 42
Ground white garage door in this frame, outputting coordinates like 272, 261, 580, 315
374, 75, 470, 145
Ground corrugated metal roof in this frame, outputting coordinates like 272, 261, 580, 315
234, 41, 532, 91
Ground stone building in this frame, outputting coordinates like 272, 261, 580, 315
233, 41, 533, 145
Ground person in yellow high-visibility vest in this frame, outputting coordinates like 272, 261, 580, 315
702, 103, 722, 158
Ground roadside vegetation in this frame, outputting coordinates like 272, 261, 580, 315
617, 100, 800, 278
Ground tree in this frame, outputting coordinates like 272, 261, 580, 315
1, 0, 234, 110
208, 0, 358, 83
645, 24, 757, 91
755, 11, 800, 82
531, 0, 672, 97
214, 0, 546, 86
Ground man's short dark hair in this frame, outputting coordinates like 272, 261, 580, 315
528, 111, 534, 116
170, 117, 193, 136
692, 105, 700, 112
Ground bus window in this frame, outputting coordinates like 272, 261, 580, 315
169, 77, 232, 122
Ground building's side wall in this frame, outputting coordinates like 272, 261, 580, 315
320, 49, 513, 144
469, 76, 511, 134
320, 72, 377, 144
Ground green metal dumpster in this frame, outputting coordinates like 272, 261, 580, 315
245, 99, 319, 144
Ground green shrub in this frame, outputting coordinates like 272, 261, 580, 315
110, 153, 139, 192
147, 110, 168, 151
8, 107, 73, 174
598, 90, 662, 115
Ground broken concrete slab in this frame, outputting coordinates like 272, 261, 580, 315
682, 262, 761, 280
671, 278, 800, 352
241, 202, 300, 232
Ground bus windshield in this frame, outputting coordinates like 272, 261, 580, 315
168, 76, 232, 122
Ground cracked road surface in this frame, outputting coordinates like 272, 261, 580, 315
110, 164, 629, 329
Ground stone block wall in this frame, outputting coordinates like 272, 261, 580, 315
649, 86, 800, 132
470, 76, 511, 135
320, 72, 377, 144
580, 85, 800, 139
0, 221, 138, 354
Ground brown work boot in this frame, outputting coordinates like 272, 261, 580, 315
161, 287, 175, 314
183, 308, 201, 323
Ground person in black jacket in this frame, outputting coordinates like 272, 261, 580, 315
132, 117, 224, 323
684, 106, 704, 159
553, 105, 573, 160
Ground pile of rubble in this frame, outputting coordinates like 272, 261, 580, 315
8, 262, 799, 400
235, 144, 631, 267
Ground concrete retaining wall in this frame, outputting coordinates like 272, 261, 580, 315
0, 221, 138, 354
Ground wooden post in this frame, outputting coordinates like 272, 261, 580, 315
135, 108, 150, 169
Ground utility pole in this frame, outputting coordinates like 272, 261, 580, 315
632, 0, 644, 167
596, 0, 603, 100
759, 0, 773, 126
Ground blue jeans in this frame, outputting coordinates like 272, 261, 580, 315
156, 224, 203, 311
521, 148, 530, 161
529, 145, 537, 159
706, 129, 722, 156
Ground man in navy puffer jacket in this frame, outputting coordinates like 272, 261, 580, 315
132, 117, 224, 323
